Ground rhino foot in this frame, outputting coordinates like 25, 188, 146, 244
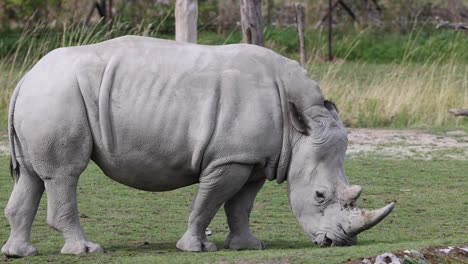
2, 240, 38, 258
224, 232, 265, 250
61, 240, 103, 255
176, 233, 217, 252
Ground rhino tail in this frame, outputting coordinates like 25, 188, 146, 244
8, 76, 26, 182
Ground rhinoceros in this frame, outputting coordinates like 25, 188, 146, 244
2, 36, 394, 257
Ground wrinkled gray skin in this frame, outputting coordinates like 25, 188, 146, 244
2, 36, 394, 257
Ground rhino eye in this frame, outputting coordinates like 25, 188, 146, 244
315, 191, 326, 202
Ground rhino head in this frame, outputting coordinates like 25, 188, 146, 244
286, 100, 395, 247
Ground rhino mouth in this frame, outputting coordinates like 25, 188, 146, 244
312, 231, 357, 247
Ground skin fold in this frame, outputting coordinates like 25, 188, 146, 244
2, 36, 394, 257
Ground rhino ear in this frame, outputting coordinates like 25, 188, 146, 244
324, 100, 339, 113
289, 102, 309, 135
324, 100, 342, 122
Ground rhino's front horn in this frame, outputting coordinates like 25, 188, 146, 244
347, 202, 395, 235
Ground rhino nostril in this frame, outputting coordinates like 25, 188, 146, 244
315, 235, 332, 247
322, 235, 332, 247
313, 233, 333, 247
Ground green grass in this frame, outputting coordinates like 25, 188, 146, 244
0, 156, 466, 263
2, 24, 467, 63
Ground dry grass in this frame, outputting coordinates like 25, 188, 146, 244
0, 21, 168, 126
310, 61, 468, 129
0, 23, 467, 129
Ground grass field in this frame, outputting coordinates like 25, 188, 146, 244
0, 156, 466, 263
0, 23, 466, 262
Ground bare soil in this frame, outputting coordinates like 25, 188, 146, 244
347, 129, 468, 160
0, 129, 467, 160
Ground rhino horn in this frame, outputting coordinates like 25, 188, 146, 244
347, 202, 395, 235
343, 185, 362, 203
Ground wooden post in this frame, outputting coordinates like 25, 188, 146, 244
295, 3, 307, 67
175, 0, 198, 43
240, 0, 264, 46
328, 0, 333, 61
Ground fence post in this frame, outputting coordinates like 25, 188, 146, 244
295, 3, 307, 67
240, 0, 264, 46
175, 0, 198, 43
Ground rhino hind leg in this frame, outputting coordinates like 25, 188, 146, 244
176, 164, 253, 252
44, 177, 103, 255
223, 178, 266, 250
2, 167, 44, 257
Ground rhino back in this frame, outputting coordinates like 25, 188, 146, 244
69, 36, 284, 190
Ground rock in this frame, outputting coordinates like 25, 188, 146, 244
401, 249, 426, 264
458, 246, 468, 253
361, 258, 372, 264
374, 253, 401, 264
438, 246, 454, 254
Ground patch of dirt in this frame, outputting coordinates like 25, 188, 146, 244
342, 243, 468, 264
0, 129, 466, 160
347, 129, 468, 160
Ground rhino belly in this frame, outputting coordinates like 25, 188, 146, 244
92, 154, 200, 192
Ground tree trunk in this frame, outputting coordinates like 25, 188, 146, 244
175, 0, 198, 43
295, 3, 307, 67
240, 0, 264, 46
100, 0, 107, 21
328, 0, 333, 61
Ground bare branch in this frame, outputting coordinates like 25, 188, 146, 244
448, 109, 468, 117
436, 17, 468, 30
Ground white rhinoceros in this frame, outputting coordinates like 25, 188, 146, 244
2, 36, 394, 257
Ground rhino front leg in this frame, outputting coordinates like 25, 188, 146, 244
176, 164, 252, 252
223, 178, 266, 250
2, 167, 44, 257
44, 177, 103, 255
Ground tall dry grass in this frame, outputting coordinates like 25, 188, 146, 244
0, 21, 167, 126
314, 61, 468, 128
0, 22, 467, 129
307, 26, 468, 129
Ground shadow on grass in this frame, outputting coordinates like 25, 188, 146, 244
103, 238, 401, 254
104, 242, 178, 253
263, 240, 312, 250
104, 239, 314, 253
